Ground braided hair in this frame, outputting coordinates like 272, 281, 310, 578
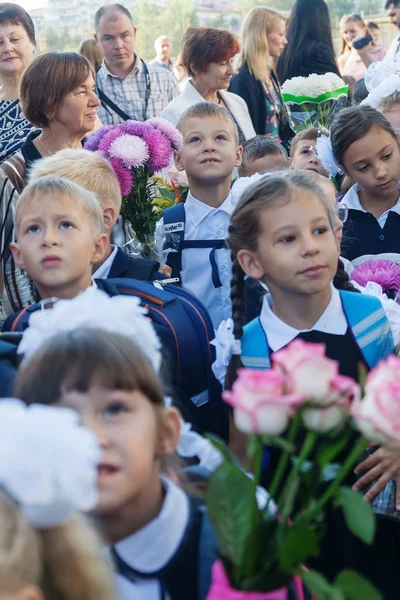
225, 170, 336, 388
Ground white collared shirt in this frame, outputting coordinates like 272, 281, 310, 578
260, 286, 348, 352
156, 191, 234, 330
340, 183, 400, 228
112, 477, 190, 600
92, 245, 118, 281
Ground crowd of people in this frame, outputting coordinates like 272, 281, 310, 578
2, 0, 400, 598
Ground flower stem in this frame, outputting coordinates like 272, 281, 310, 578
304, 436, 367, 522
278, 430, 318, 519
264, 414, 301, 516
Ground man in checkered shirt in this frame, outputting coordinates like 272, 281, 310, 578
94, 4, 179, 124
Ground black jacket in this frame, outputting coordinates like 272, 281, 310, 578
277, 41, 340, 84
229, 63, 293, 145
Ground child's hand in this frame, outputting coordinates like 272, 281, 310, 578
353, 446, 400, 508
159, 264, 172, 277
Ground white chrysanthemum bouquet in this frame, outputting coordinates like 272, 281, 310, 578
281, 72, 348, 133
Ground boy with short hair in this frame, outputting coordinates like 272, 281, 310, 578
29, 148, 166, 281
10, 176, 108, 302
158, 102, 242, 329
238, 135, 289, 177
289, 128, 329, 177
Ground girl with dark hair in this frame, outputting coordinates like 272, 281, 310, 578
333, 105, 400, 263
276, 0, 339, 84
213, 170, 400, 598
0, 2, 37, 161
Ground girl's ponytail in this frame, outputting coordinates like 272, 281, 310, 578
333, 258, 360, 293
225, 250, 246, 390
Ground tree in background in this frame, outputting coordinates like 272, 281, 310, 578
135, 0, 198, 60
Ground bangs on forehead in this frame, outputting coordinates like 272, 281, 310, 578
14, 329, 165, 407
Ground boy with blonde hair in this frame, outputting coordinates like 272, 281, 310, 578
10, 176, 107, 302
29, 149, 165, 281
158, 102, 243, 329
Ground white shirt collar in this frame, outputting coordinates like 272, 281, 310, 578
92, 245, 118, 281
340, 183, 400, 217
260, 285, 348, 352
113, 477, 190, 573
185, 190, 234, 228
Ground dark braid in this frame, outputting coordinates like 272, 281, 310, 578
333, 258, 360, 293
225, 252, 246, 390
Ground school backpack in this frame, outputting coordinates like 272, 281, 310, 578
4, 278, 229, 441
241, 290, 395, 370
0, 333, 20, 397
162, 204, 226, 286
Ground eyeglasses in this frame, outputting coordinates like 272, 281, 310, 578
336, 203, 348, 223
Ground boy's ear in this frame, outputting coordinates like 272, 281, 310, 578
103, 207, 117, 235
10, 242, 26, 271
234, 145, 243, 167
237, 247, 265, 280
174, 150, 185, 172
91, 233, 109, 265
158, 406, 181, 456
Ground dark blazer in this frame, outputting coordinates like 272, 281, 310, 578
277, 41, 340, 84
229, 63, 293, 147
229, 62, 269, 136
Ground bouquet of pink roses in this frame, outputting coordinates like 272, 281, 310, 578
205, 339, 400, 600
85, 118, 183, 258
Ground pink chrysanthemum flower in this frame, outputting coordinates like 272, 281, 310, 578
120, 120, 153, 138
148, 118, 183, 151
109, 157, 133, 197
108, 134, 150, 169
351, 259, 400, 293
84, 125, 115, 152
97, 127, 125, 154
140, 127, 172, 172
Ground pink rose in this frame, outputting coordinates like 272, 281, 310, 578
352, 356, 400, 446
273, 340, 339, 403
167, 163, 189, 187
223, 369, 306, 435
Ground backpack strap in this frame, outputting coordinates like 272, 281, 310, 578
340, 289, 395, 368
163, 203, 186, 280
241, 317, 271, 370
162, 204, 226, 288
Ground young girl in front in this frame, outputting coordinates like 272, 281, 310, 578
224, 170, 400, 599
13, 290, 218, 600
331, 104, 400, 264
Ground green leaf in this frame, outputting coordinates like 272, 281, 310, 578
206, 461, 255, 574
262, 435, 296, 453
335, 487, 376, 545
302, 569, 345, 600
335, 570, 382, 600
279, 519, 319, 572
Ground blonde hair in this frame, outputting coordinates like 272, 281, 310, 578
28, 149, 122, 214
236, 6, 285, 81
78, 38, 103, 72
339, 14, 367, 56
379, 91, 400, 114
0, 493, 117, 600
15, 176, 104, 234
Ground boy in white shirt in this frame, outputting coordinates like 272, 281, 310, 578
157, 102, 242, 329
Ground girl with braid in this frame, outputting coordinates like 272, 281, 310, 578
215, 170, 400, 598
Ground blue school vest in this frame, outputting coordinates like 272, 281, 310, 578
241, 290, 395, 370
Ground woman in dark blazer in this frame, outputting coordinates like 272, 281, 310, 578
276, 0, 340, 84
229, 7, 293, 147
